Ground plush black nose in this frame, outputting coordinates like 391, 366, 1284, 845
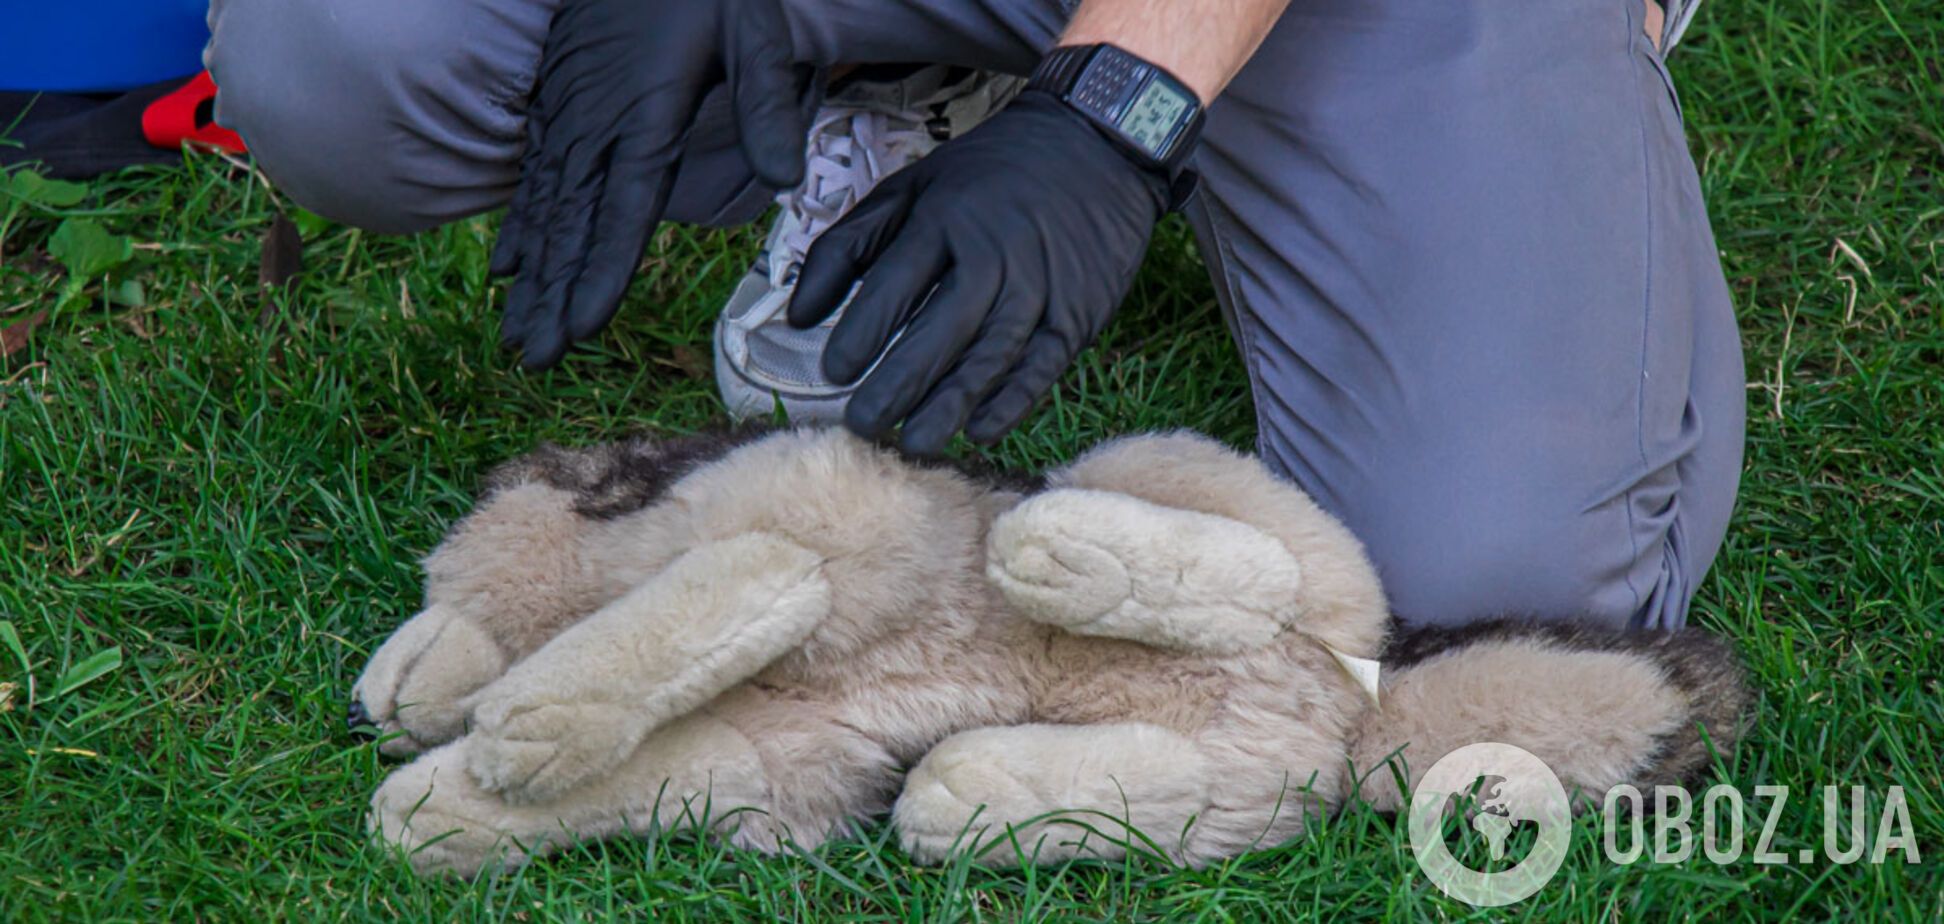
346, 699, 376, 736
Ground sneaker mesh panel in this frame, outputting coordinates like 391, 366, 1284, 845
745, 323, 841, 391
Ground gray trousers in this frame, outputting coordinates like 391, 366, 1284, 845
206, 0, 1743, 631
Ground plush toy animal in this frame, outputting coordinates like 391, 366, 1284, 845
350, 427, 1747, 876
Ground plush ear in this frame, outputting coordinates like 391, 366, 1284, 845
1347, 620, 1751, 813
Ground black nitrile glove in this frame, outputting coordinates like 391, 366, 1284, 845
493, 0, 808, 368
788, 91, 1170, 455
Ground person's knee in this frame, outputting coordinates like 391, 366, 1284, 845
1316, 459, 1663, 633
206, 0, 539, 233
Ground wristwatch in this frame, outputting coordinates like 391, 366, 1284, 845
1026, 43, 1206, 177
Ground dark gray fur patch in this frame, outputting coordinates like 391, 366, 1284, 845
482, 425, 776, 520
483, 425, 1046, 520
1383, 618, 1752, 787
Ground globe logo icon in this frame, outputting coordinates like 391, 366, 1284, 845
1407, 742, 1572, 907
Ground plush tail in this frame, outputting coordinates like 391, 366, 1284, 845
1348, 620, 1751, 813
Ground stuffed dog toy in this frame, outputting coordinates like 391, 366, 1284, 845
350, 427, 1747, 876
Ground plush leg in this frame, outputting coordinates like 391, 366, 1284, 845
350, 603, 510, 756
895, 721, 1331, 867
370, 688, 899, 877
351, 481, 617, 755
462, 533, 830, 803
1000, 432, 1389, 659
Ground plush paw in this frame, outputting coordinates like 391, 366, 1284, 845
987, 489, 1304, 653
458, 532, 832, 804
895, 733, 1040, 865
371, 713, 788, 877
894, 724, 1210, 866
368, 741, 554, 877
463, 692, 641, 804
351, 604, 509, 756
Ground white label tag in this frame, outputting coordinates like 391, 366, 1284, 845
1328, 647, 1383, 707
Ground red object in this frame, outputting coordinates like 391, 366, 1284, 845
141, 71, 247, 154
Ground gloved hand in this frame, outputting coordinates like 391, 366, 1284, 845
493, 0, 808, 368
789, 91, 1170, 455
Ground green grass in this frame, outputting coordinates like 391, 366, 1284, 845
2, 1, 1941, 920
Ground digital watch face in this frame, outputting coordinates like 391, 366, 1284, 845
1118, 78, 1191, 156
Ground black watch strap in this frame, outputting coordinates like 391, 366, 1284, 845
1027, 44, 1206, 177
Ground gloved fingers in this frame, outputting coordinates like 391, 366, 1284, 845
564, 135, 679, 341
489, 197, 529, 280
498, 122, 563, 351
496, 221, 538, 348
489, 118, 544, 278
726, 5, 808, 189
553, 89, 642, 195
841, 264, 1001, 442
517, 134, 617, 368
963, 325, 1087, 444
819, 222, 949, 385
789, 180, 919, 328
893, 286, 1041, 455
516, 211, 573, 369
501, 251, 547, 348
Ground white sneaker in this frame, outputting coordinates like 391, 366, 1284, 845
714, 67, 1021, 423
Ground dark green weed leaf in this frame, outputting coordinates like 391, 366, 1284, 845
3, 170, 89, 209
47, 218, 134, 280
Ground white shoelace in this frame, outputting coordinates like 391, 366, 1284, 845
770, 107, 937, 289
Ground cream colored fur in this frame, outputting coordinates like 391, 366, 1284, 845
1350, 639, 1694, 813
989, 489, 1306, 653
353, 428, 1745, 876
896, 722, 1212, 863
464, 532, 831, 802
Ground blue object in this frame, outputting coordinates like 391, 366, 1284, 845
0, 1, 211, 93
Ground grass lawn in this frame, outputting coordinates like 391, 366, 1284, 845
3, 1, 1940, 920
